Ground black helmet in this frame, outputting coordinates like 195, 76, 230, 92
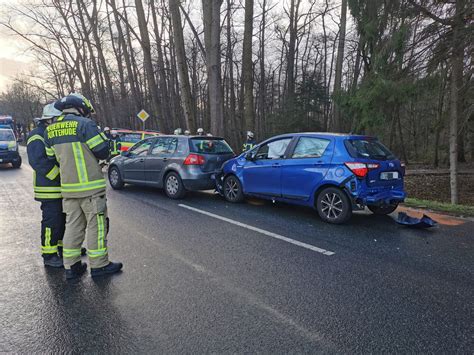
54, 93, 95, 117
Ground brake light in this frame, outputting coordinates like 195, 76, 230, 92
184, 154, 205, 165
345, 162, 379, 178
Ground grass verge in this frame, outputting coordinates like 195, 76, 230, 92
403, 198, 474, 218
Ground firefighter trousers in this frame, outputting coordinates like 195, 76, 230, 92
62, 194, 110, 269
40, 200, 65, 257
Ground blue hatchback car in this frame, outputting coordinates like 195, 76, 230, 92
216, 133, 406, 224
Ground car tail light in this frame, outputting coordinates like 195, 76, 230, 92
184, 154, 205, 165
345, 162, 379, 178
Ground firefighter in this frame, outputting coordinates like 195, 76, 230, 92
174, 128, 182, 135
184, 130, 190, 136
242, 131, 256, 152
44, 93, 123, 279
27, 104, 64, 267
103, 126, 111, 139
109, 130, 121, 160
196, 128, 204, 136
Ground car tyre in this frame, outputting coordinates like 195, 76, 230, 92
164, 172, 186, 199
316, 187, 352, 224
368, 203, 399, 215
11, 157, 22, 169
108, 166, 124, 190
223, 175, 245, 203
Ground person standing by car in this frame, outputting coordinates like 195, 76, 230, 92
44, 93, 123, 279
109, 130, 121, 160
242, 131, 256, 152
27, 104, 64, 267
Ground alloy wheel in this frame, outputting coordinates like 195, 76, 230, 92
110, 169, 119, 186
225, 178, 239, 201
320, 192, 343, 220
166, 175, 179, 195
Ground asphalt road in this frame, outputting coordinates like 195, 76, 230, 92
0, 148, 473, 353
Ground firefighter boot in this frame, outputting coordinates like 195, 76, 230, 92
65, 261, 88, 280
91, 262, 123, 278
43, 254, 64, 268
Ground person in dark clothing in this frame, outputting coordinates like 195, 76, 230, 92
27, 104, 65, 267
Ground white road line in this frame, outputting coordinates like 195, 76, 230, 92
178, 204, 335, 256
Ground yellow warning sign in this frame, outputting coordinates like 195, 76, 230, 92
137, 109, 150, 122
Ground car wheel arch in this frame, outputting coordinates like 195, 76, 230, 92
223, 173, 245, 192
312, 183, 351, 208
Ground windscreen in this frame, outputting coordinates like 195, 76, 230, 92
190, 138, 233, 155
345, 139, 396, 160
0, 130, 15, 141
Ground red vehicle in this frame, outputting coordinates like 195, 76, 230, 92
113, 129, 161, 152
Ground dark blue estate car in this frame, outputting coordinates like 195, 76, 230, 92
216, 133, 406, 224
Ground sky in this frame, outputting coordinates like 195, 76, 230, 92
0, 0, 33, 91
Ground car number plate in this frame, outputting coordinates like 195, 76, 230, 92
380, 171, 399, 180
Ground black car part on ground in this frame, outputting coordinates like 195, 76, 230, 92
396, 212, 437, 228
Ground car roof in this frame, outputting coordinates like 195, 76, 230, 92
268, 132, 375, 140
114, 129, 161, 135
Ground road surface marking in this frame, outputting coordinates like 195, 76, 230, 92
178, 204, 335, 256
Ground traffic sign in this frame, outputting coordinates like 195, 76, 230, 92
137, 109, 149, 122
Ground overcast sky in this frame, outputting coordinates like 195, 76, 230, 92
0, 0, 32, 91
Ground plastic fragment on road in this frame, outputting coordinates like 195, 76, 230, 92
395, 212, 438, 228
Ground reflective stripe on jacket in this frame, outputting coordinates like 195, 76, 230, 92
26, 124, 62, 201
44, 114, 109, 198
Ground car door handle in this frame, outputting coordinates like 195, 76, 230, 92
162, 157, 168, 161
272, 163, 281, 168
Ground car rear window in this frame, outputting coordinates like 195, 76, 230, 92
120, 133, 142, 143
0, 129, 15, 141
344, 139, 395, 160
190, 138, 234, 155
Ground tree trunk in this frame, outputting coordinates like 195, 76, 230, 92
449, 0, 465, 204
242, 0, 255, 134
134, 0, 167, 132
202, 0, 224, 136
331, 0, 347, 132
169, 0, 196, 132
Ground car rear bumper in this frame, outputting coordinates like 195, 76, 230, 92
181, 170, 219, 191
357, 189, 406, 206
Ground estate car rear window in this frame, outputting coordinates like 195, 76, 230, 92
190, 138, 233, 155
345, 139, 395, 160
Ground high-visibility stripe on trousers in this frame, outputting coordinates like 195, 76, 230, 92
62, 194, 110, 269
